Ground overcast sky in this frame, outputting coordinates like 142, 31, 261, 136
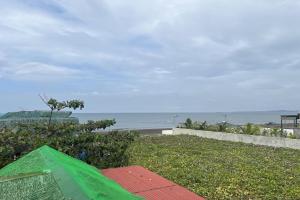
0, 0, 299, 113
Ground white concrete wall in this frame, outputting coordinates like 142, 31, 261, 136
170, 128, 300, 150
162, 130, 173, 135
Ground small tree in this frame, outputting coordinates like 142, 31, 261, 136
239, 123, 260, 135
40, 95, 84, 127
184, 118, 193, 129
217, 122, 228, 132
199, 121, 208, 130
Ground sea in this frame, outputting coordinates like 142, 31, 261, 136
71, 111, 298, 129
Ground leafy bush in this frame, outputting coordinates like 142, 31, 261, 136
181, 118, 227, 131
46, 131, 139, 168
80, 119, 116, 132
180, 118, 295, 138
262, 128, 282, 137
0, 119, 116, 136
0, 121, 138, 169
217, 122, 228, 132
182, 119, 208, 130
184, 118, 193, 129
238, 123, 261, 135
195, 121, 208, 130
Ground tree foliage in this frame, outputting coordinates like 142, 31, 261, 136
0, 123, 139, 169
239, 123, 260, 135
184, 118, 193, 129
39, 95, 84, 127
182, 118, 208, 130
45, 98, 84, 111
217, 122, 228, 132
0, 96, 138, 170
81, 119, 116, 132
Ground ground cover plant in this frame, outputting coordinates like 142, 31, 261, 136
127, 135, 300, 200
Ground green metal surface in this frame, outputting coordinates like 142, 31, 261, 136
0, 173, 65, 200
0, 145, 142, 200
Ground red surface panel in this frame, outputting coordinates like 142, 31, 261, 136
102, 166, 205, 200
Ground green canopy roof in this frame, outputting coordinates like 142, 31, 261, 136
0, 145, 142, 200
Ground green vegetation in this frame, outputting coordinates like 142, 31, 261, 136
82, 119, 116, 132
184, 118, 193, 129
180, 118, 298, 138
181, 118, 230, 132
39, 95, 84, 126
239, 123, 260, 135
0, 97, 126, 169
1, 95, 299, 200
0, 121, 136, 169
262, 127, 286, 137
127, 135, 300, 200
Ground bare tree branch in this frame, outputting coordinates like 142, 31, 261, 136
39, 94, 50, 108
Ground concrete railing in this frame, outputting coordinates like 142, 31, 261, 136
166, 128, 300, 150
162, 130, 173, 135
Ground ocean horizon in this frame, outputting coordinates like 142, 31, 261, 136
71, 110, 298, 129
1, 110, 298, 129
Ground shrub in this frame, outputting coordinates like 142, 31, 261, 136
198, 121, 208, 130
80, 119, 116, 132
262, 128, 284, 137
183, 119, 208, 130
179, 118, 297, 138
217, 122, 228, 132
184, 118, 193, 129
0, 122, 139, 169
239, 123, 261, 135
0, 119, 116, 136
46, 131, 139, 168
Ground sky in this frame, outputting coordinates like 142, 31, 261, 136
0, 0, 300, 113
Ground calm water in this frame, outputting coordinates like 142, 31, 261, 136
71, 111, 297, 129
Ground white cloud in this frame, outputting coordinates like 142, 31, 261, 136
0, 0, 300, 111
1, 62, 80, 81
153, 68, 172, 75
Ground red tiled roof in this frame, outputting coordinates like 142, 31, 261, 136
102, 166, 205, 200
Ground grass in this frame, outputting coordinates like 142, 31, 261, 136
126, 135, 300, 200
